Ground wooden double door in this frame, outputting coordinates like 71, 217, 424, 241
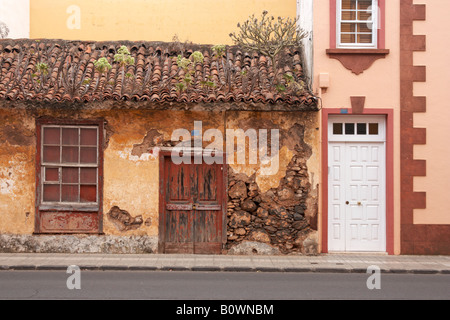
159, 153, 226, 254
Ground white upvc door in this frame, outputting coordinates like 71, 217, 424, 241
328, 116, 386, 252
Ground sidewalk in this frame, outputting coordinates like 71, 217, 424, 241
0, 253, 449, 274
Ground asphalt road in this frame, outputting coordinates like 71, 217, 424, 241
0, 270, 448, 300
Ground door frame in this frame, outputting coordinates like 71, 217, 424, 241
158, 150, 228, 253
321, 109, 394, 254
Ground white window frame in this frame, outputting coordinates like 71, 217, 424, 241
336, 0, 379, 49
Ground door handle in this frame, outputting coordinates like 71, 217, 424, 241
345, 201, 362, 206
192, 203, 197, 210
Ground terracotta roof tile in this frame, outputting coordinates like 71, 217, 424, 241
0, 39, 317, 109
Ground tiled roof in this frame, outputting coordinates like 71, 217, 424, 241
0, 39, 317, 109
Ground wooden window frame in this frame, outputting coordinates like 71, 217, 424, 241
35, 118, 104, 234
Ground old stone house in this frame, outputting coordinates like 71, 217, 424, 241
0, 39, 320, 254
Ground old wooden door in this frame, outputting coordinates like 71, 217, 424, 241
159, 153, 226, 254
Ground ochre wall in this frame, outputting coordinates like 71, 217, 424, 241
30, 0, 296, 44
0, 103, 319, 252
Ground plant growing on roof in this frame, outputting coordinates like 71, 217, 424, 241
93, 57, 112, 92
114, 45, 135, 94
230, 11, 308, 92
175, 51, 204, 93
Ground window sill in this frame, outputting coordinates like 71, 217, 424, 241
326, 49, 390, 74
39, 204, 99, 212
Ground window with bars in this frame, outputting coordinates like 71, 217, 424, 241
40, 125, 99, 206
337, 0, 378, 48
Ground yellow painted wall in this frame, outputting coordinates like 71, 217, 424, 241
30, 0, 297, 44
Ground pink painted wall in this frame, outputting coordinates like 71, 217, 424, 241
313, 0, 401, 253
411, 0, 450, 225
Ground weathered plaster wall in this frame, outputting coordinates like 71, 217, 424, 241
0, 106, 35, 234
0, 101, 319, 254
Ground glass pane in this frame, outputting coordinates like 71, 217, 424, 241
357, 123, 367, 135
341, 23, 356, 33
43, 127, 60, 145
80, 128, 97, 146
369, 123, 379, 135
61, 185, 78, 202
62, 146, 79, 163
358, 11, 372, 21
80, 168, 97, 184
80, 185, 97, 203
80, 147, 97, 164
358, 33, 373, 44
43, 146, 60, 163
43, 184, 60, 202
345, 123, 355, 135
62, 128, 79, 146
342, 0, 357, 10
342, 10, 356, 20
341, 33, 356, 44
45, 168, 59, 182
333, 123, 343, 135
357, 23, 372, 33
358, 0, 372, 11
62, 167, 78, 183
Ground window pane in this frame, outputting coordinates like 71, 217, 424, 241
342, 0, 357, 10
61, 185, 78, 202
62, 128, 79, 146
358, 11, 372, 21
62, 146, 79, 163
357, 23, 372, 33
80, 128, 97, 146
80, 185, 97, 203
358, 33, 373, 43
369, 123, 379, 135
62, 167, 78, 183
80, 147, 97, 164
43, 127, 60, 145
358, 0, 372, 11
342, 10, 356, 20
345, 123, 355, 135
333, 123, 343, 135
45, 168, 59, 182
341, 23, 356, 33
341, 33, 356, 44
357, 123, 367, 135
43, 184, 60, 202
43, 146, 60, 163
80, 168, 97, 184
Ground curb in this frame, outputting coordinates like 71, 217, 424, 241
1, 264, 448, 274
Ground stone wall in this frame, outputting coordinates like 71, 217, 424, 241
226, 121, 319, 255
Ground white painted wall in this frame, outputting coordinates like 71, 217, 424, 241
297, 0, 313, 86
0, 0, 30, 39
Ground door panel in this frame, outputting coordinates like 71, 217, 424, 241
161, 155, 224, 254
328, 142, 386, 252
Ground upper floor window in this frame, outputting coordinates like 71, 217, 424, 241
337, 0, 378, 48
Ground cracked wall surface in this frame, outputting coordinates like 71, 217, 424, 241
0, 101, 319, 253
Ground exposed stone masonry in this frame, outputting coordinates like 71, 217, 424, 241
226, 154, 317, 254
